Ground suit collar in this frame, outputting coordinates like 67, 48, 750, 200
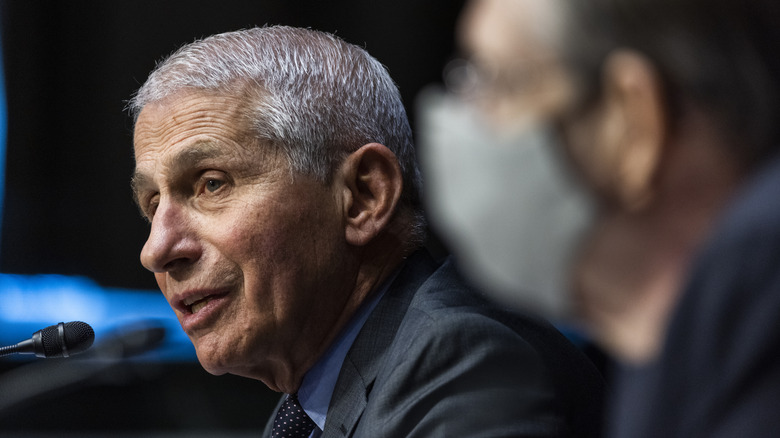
322, 250, 439, 437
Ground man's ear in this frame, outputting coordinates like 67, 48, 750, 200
598, 49, 666, 210
338, 143, 403, 246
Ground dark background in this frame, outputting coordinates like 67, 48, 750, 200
0, 0, 464, 434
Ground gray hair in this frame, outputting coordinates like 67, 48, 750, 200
129, 26, 426, 245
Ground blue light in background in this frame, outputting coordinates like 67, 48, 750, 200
0, 24, 7, 251
0, 273, 196, 361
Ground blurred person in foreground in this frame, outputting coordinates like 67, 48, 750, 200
128, 26, 604, 437
418, 0, 780, 436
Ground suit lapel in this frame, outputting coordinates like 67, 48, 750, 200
322, 251, 438, 437
321, 355, 368, 438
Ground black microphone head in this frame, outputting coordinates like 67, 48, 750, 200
39, 321, 95, 358
63, 321, 95, 356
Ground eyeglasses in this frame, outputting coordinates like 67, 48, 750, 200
442, 56, 551, 100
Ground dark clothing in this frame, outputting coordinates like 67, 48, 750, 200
609, 155, 780, 437
265, 251, 605, 437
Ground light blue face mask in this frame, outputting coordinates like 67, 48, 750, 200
417, 89, 597, 318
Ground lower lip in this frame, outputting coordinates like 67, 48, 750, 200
179, 293, 231, 334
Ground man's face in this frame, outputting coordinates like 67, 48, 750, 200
415, 0, 603, 317
132, 90, 355, 389
460, 0, 612, 199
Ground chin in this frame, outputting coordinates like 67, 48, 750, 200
195, 351, 230, 376
192, 338, 236, 376
190, 331, 270, 382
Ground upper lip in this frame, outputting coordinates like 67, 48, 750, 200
172, 288, 229, 314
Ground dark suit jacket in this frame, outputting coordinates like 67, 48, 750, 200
608, 155, 780, 437
265, 251, 604, 437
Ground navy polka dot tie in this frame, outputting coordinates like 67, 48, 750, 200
272, 393, 317, 438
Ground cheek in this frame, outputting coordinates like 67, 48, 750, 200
218, 208, 311, 297
562, 113, 614, 197
239, 206, 344, 310
236, 196, 337, 262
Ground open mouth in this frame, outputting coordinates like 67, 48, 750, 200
181, 292, 227, 315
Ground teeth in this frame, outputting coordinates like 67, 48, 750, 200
183, 295, 206, 307
190, 297, 212, 314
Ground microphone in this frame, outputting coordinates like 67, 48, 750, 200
0, 320, 165, 413
0, 321, 94, 358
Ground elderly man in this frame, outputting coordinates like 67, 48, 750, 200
420, 0, 780, 436
128, 26, 603, 437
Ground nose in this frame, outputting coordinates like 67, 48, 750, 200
140, 200, 201, 273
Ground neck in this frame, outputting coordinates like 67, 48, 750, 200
576, 122, 744, 363
261, 231, 413, 393
574, 208, 705, 363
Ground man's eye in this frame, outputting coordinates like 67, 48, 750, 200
205, 179, 224, 193
144, 200, 159, 222
196, 172, 228, 196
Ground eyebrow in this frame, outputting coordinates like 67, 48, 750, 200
131, 142, 227, 209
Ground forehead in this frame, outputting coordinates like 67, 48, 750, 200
133, 90, 265, 176
460, 0, 565, 61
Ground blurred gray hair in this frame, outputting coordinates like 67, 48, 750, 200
129, 26, 426, 246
